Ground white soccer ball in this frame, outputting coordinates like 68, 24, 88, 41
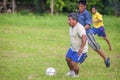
46, 67, 56, 76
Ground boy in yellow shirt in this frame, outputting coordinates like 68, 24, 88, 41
91, 6, 112, 51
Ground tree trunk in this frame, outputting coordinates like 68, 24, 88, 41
3, 0, 7, 12
12, 0, 15, 14
50, 0, 54, 16
114, 3, 119, 16
115, 9, 118, 17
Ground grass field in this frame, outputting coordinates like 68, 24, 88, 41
0, 14, 120, 80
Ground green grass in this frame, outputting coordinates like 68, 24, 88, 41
0, 14, 120, 80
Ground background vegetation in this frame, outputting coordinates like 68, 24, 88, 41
15, 0, 120, 16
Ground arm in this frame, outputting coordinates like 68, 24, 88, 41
84, 24, 91, 30
93, 13, 103, 23
84, 12, 92, 30
93, 19, 102, 23
78, 34, 87, 55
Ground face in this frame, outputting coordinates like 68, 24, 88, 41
78, 3, 86, 13
91, 8, 96, 14
68, 17, 77, 27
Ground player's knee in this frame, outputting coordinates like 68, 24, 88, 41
93, 43, 101, 50
71, 62, 79, 70
71, 61, 77, 67
96, 43, 100, 50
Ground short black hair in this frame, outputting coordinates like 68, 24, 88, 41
79, 0, 87, 6
68, 13, 78, 21
91, 5, 97, 9
91, 5, 97, 11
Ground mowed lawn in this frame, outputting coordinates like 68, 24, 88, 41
0, 14, 120, 80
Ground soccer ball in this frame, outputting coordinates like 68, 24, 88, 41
46, 67, 56, 76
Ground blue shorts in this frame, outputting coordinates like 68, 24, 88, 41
66, 48, 87, 63
92, 26, 106, 37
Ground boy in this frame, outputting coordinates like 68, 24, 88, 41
77, 0, 110, 68
91, 6, 112, 51
66, 13, 88, 77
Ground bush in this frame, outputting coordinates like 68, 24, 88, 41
19, 9, 32, 15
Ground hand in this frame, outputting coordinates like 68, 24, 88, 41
92, 20, 96, 23
78, 48, 83, 56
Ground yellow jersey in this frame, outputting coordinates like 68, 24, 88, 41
92, 12, 104, 28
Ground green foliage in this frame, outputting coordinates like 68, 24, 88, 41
63, 0, 78, 13
16, 0, 120, 16
47, 0, 65, 13
87, 0, 105, 14
107, 0, 120, 15
33, 0, 47, 13
54, 0, 65, 12
19, 10, 32, 15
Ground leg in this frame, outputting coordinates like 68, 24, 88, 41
103, 36, 112, 51
96, 26, 112, 51
95, 49, 110, 68
71, 61, 79, 75
87, 33, 107, 61
94, 49, 107, 61
65, 48, 75, 76
66, 58, 73, 70
66, 58, 75, 76
87, 33, 110, 67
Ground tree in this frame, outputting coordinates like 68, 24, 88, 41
63, 0, 78, 13
12, 0, 15, 14
87, 0, 104, 13
50, 0, 54, 16
33, 0, 47, 13
3, 0, 7, 12
107, 0, 120, 16
10, 0, 120, 16
47, 0, 65, 15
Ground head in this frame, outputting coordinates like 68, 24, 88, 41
68, 13, 78, 27
91, 6, 97, 14
78, 0, 87, 13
